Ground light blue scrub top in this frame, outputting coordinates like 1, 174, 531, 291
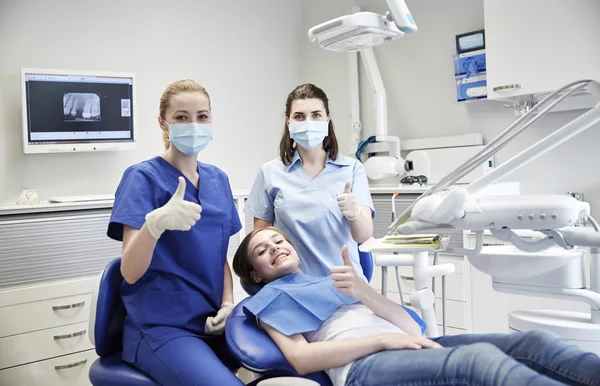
244, 153, 374, 280
108, 156, 242, 362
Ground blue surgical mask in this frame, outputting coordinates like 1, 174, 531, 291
167, 122, 213, 155
289, 120, 329, 150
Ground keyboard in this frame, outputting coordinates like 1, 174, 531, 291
48, 194, 115, 203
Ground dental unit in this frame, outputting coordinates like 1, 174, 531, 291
360, 79, 600, 351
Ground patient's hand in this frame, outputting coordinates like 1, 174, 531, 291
331, 245, 369, 299
379, 333, 442, 350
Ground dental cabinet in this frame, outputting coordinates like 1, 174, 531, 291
484, 0, 600, 104
0, 202, 118, 385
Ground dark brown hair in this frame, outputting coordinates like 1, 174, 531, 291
232, 226, 294, 285
279, 83, 339, 165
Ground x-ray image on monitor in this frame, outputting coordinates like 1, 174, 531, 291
63, 92, 101, 121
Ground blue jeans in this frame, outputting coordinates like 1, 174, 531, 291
346, 330, 600, 386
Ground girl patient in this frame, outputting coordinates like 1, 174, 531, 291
232, 226, 600, 386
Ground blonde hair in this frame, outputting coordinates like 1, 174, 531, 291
159, 79, 211, 149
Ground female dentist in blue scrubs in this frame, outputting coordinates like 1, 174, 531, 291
107, 79, 244, 386
244, 83, 375, 281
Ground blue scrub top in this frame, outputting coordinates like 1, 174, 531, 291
108, 156, 242, 362
244, 153, 374, 281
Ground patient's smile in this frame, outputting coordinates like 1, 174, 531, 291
272, 252, 288, 265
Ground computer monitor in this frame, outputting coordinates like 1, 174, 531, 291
21, 68, 137, 154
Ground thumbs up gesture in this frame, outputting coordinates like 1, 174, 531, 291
331, 245, 368, 299
145, 176, 203, 239
336, 180, 360, 221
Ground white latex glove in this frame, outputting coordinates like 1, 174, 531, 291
204, 302, 234, 335
145, 176, 202, 239
337, 180, 360, 221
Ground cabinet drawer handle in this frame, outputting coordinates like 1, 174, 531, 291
400, 275, 414, 281
54, 329, 86, 340
493, 84, 521, 92
52, 301, 85, 311
54, 358, 87, 371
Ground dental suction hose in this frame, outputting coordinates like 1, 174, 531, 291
490, 229, 557, 253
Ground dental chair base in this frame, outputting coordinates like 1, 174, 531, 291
469, 245, 600, 355
509, 309, 600, 356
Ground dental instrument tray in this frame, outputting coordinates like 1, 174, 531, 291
359, 234, 449, 254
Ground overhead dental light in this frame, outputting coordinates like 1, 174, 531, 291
309, 1, 419, 182
308, 0, 417, 52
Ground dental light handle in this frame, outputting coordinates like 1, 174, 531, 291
386, 0, 418, 33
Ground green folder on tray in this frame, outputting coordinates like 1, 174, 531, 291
382, 234, 442, 249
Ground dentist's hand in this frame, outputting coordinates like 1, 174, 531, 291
331, 245, 369, 299
205, 302, 234, 335
145, 176, 202, 239
337, 181, 360, 221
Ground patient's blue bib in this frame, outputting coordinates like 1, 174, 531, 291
243, 273, 359, 336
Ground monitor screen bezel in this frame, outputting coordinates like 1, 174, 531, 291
21, 68, 137, 154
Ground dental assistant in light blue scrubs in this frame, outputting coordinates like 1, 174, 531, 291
107, 79, 243, 386
244, 83, 375, 281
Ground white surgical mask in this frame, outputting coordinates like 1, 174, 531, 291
289, 120, 328, 150
167, 122, 213, 155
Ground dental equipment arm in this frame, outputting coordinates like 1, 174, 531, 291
389, 80, 600, 252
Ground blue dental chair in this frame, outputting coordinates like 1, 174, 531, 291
225, 249, 375, 386
87, 257, 160, 386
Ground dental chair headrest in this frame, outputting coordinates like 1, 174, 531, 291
241, 279, 264, 296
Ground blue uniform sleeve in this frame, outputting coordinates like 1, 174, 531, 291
107, 166, 158, 242
243, 167, 274, 222
352, 161, 375, 218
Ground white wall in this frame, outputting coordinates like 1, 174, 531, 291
301, 0, 600, 333
0, 0, 302, 204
